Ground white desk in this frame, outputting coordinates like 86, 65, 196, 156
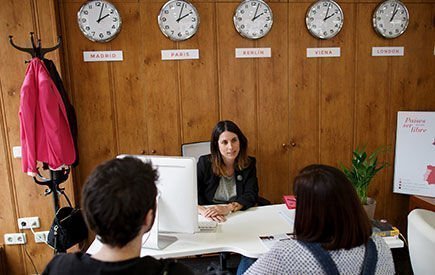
87, 204, 403, 259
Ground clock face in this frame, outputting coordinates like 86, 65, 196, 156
77, 0, 122, 43
373, 0, 409, 39
233, 0, 273, 40
305, 0, 344, 39
157, 0, 200, 41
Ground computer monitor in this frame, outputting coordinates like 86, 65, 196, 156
118, 154, 199, 249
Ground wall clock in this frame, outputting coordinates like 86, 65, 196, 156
305, 0, 344, 39
77, 0, 122, 43
233, 0, 273, 40
157, 0, 200, 41
373, 0, 409, 39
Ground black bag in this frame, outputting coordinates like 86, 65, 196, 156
47, 206, 88, 252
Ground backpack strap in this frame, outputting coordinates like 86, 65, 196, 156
298, 241, 340, 275
361, 238, 378, 275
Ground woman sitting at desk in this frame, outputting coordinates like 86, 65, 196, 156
244, 164, 395, 275
197, 120, 259, 222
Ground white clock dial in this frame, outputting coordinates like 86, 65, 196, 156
305, 0, 344, 39
233, 0, 273, 40
77, 0, 122, 43
373, 0, 409, 39
158, 0, 200, 41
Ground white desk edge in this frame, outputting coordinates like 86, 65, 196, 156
87, 204, 404, 259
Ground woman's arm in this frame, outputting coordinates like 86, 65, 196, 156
235, 158, 259, 209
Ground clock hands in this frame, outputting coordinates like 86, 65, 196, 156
176, 4, 191, 22
177, 12, 190, 23
96, 3, 110, 24
97, 14, 110, 23
97, 3, 104, 23
323, 3, 336, 21
390, 3, 398, 22
324, 3, 331, 21
324, 12, 336, 21
251, 4, 265, 21
252, 3, 261, 21
177, 3, 185, 22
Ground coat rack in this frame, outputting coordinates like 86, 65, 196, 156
9, 31, 67, 214
9, 32, 61, 60
10, 32, 69, 253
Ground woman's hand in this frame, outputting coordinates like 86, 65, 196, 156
198, 205, 229, 222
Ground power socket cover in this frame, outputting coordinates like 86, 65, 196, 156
34, 231, 49, 243
18, 217, 40, 229
4, 233, 26, 245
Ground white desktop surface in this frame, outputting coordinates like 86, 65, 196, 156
87, 204, 403, 259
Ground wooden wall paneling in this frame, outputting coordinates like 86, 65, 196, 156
63, 2, 116, 188
288, 3, 321, 189
110, 2, 149, 156
0, 0, 59, 273
0, 80, 23, 275
318, 3, 355, 166
385, 3, 435, 228
141, 3, 181, 156
256, 3, 290, 203
217, 3, 258, 156
179, 3, 219, 144
354, 3, 391, 220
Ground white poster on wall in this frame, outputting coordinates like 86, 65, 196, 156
394, 112, 435, 197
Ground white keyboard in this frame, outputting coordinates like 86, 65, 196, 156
198, 220, 218, 230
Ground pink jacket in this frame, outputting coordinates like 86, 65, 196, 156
19, 58, 76, 175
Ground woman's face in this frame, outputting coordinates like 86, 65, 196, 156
218, 131, 240, 163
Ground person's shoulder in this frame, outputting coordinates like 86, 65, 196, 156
198, 154, 212, 166
51, 251, 86, 263
198, 154, 211, 162
371, 235, 394, 256
43, 252, 87, 274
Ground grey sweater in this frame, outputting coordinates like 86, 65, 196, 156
244, 235, 395, 275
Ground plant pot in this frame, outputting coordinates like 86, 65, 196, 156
363, 197, 376, 220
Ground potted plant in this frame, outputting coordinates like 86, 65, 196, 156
341, 146, 388, 219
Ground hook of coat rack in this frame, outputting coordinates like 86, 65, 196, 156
9, 32, 62, 60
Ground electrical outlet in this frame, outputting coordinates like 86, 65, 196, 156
34, 231, 49, 243
12, 146, 22, 158
4, 233, 26, 245
18, 217, 40, 229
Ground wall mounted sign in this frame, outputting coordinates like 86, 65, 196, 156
161, 49, 199, 60
235, 48, 271, 58
306, 47, 340, 58
372, 46, 404, 56
83, 50, 123, 62
394, 111, 435, 197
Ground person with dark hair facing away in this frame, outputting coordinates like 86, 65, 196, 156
43, 157, 193, 275
197, 120, 259, 275
244, 164, 395, 275
197, 120, 259, 222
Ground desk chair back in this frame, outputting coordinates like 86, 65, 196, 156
182, 142, 211, 162
408, 209, 435, 275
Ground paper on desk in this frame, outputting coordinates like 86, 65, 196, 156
278, 209, 295, 226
